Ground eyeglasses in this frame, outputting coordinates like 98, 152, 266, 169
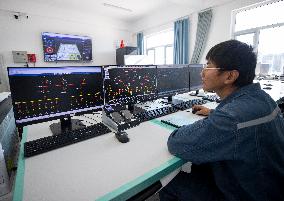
202, 64, 221, 70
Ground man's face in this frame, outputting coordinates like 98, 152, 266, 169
201, 60, 227, 92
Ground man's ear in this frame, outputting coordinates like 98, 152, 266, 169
224, 70, 239, 84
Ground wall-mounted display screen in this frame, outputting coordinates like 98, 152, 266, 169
42, 32, 92, 62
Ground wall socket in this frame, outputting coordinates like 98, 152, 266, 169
12, 51, 28, 63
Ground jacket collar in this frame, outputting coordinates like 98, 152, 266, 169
218, 83, 261, 107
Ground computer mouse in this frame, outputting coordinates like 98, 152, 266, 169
192, 108, 200, 114
115, 131, 130, 143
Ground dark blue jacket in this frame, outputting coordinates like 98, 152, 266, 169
168, 83, 284, 201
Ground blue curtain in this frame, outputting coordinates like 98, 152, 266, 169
174, 18, 189, 64
137, 32, 144, 55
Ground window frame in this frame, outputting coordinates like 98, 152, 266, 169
231, 0, 284, 75
144, 29, 174, 65
231, 0, 284, 37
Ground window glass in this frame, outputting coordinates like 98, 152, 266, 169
235, 33, 254, 47
166, 46, 173, 64
147, 49, 155, 64
235, 1, 284, 32
233, 0, 284, 76
257, 26, 284, 75
145, 29, 174, 65
155, 47, 165, 65
146, 30, 174, 49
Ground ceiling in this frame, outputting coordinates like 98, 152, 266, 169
3, 0, 236, 22
60, 0, 235, 22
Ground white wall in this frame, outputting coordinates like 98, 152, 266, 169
130, 0, 265, 64
0, 1, 133, 92
130, 3, 198, 57
0, 0, 268, 92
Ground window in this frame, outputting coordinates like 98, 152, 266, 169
235, 33, 255, 47
232, 0, 284, 75
144, 29, 174, 65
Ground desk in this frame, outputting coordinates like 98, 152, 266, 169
12, 81, 284, 201
257, 79, 284, 101
12, 100, 219, 201
12, 114, 187, 201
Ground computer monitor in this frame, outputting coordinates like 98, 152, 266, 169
104, 65, 157, 106
188, 64, 203, 93
8, 66, 104, 135
157, 65, 190, 101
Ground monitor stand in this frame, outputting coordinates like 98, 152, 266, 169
49, 116, 85, 135
127, 103, 135, 112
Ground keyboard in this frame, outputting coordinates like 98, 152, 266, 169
202, 94, 221, 102
24, 123, 112, 158
134, 106, 178, 122
173, 99, 207, 110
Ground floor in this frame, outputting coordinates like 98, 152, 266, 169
145, 193, 160, 201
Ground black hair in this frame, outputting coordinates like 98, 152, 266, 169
206, 40, 257, 87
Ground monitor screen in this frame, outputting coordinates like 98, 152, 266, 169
188, 64, 203, 91
104, 65, 157, 105
8, 66, 103, 126
157, 65, 190, 98
42, 32, 92, 62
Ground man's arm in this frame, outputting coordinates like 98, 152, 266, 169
167, 109, 237, 164
192, 105, 212, 116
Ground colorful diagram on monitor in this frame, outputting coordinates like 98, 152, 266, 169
56, 44, 82, 60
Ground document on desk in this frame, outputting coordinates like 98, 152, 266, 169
161, 113, 205, 128
159, 101, 217, 128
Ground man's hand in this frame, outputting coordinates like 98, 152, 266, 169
192, 105, 211, 116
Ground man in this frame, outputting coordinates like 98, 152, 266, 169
159, 40, 284, 201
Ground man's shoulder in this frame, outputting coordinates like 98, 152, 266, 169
219, 92, 277, 122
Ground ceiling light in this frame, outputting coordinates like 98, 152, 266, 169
103, 3, 133, 12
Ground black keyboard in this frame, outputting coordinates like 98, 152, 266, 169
134, 106, 178, 122
173, 99, 207, 110
24, 123, 112, 158
202, 95, 221, 102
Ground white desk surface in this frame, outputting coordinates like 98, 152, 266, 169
13, 115, 184, 201
257, 79, 284, 101
12, 83, 281, 201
